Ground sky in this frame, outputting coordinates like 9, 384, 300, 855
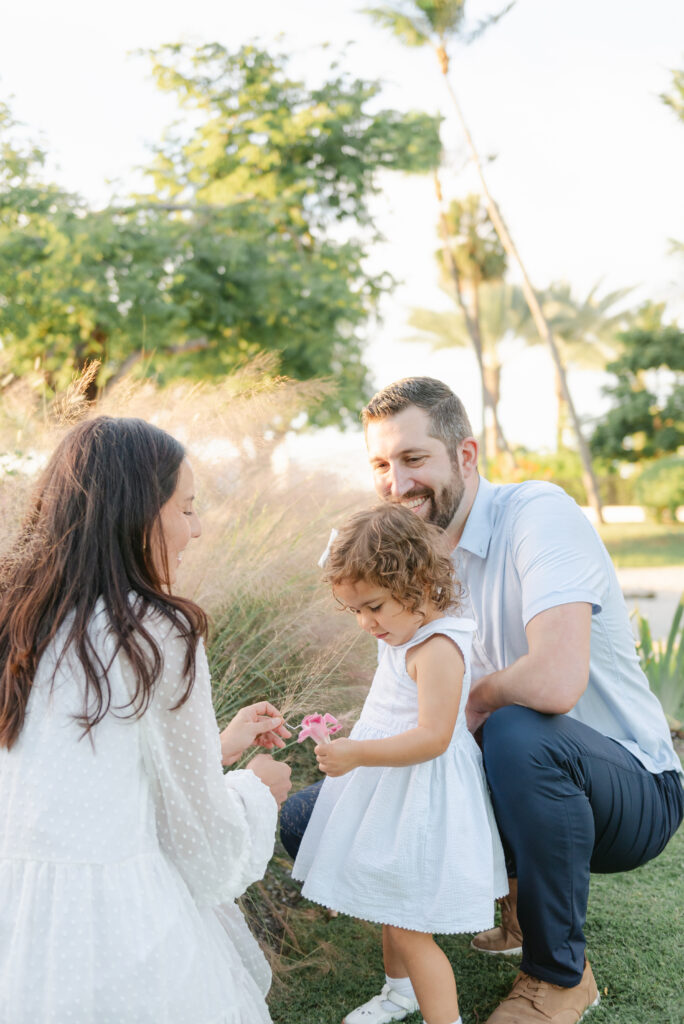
2, 0, 683, 458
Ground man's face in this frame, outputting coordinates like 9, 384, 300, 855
366, 405, 465, 531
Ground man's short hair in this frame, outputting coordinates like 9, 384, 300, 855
362, 377, 473, 462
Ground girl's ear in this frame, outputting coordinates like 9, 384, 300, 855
414, 585, 433, 620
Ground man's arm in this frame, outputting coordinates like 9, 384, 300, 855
466, 602, 592, 732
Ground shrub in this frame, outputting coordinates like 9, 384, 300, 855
635, 595, 684, 731
488, 448, 638, 506
633, 455, 684, 522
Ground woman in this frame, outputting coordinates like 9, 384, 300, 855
0, 416, 291, 1024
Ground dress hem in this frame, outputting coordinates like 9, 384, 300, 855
297, 887, 509, 935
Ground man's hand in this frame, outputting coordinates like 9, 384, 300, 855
246, 753, 292, 807
466, 679, 493, 735
315, 737, 360, 777
220, 701, 291, 766
465, 604, 592, 728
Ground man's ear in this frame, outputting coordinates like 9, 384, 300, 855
459, 437, 479, 477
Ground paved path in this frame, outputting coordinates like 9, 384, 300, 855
616, 566, 684, 641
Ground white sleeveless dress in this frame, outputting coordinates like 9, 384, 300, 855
292, 616, 507, 933
0, 607, 277, 1024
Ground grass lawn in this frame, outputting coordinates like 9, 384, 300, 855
599, 522, 684, 568
267, 822, 684, 1024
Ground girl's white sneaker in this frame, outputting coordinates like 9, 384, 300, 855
342, 983, 419, 1023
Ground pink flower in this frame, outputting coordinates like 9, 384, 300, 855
297, 712, 341, 745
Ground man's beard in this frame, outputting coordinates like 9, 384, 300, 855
399, 462, 465, 531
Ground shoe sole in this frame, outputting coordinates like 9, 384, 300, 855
342, 1009, 412, 1024
342, 1007, 411, 1024
470, 939, 523, 956
579, 993, 601, 1020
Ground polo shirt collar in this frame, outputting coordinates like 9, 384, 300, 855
457, 476, 496, 559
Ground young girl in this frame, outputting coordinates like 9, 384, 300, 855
292, 504, 507, 1024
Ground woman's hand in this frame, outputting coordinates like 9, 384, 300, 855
246, 753, 292, 807
314, 737, 359, 778
220, 701, 291, 766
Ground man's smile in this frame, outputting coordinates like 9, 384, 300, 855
398, 493, 431, 512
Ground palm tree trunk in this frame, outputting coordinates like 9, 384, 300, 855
554, 365, 570, 451
464, 279, 492, 472
434, 173, 512, 474
435, 47, 604, 523
483, 357, 502, 458
471, 282, 512, 465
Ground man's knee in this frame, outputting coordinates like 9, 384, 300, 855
279, 797, 302, 859
279, 780, 323, 859
482, 706, 568, 789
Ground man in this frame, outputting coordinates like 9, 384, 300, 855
281, 377, 683, 1024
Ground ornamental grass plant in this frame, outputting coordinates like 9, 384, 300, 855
0, 360, 375, 763
0, 362, 381, 978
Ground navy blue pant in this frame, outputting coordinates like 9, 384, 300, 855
280, 706, 683, 987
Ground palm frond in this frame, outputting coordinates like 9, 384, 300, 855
463, 1, 517, 45
405, 305, 470, 349
415, 0, 467, 36
525, 279, 636, 368
362, 5, 432, 46
364, 1, 513, 51
477, 280, 527, 350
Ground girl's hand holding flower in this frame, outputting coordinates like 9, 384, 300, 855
297, 711, 350, 774
315, 737, 359, 777
297, 712, 340, 745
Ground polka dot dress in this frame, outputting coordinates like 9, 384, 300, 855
0, 605, 277, 1023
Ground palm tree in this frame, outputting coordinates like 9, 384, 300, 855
364, 0, 606, 520
433, 189, 508, 470
408, 279, 526, 466
519, 282, 634, 450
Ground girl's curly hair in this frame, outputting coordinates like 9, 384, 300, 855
324, 504, 461, 614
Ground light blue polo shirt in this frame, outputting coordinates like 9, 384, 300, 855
455, 476, 683, 780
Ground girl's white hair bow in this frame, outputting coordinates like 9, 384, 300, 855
317, 527, 339, 568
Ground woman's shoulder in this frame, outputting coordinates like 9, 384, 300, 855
124, 594, 197, 644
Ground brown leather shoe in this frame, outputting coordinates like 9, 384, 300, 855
485, 961, 600, 1023
471, 878, 523, 955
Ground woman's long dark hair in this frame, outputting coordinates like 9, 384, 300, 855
0, 416, 207, 749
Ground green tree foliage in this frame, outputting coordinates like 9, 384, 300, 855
0, 46, 441, 423
634, 455, 684, 522
144, 43, 440, 226
590, 305, 684, 462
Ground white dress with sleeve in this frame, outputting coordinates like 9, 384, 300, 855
0, 606, 277, 1024
292, 616, 508, 934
